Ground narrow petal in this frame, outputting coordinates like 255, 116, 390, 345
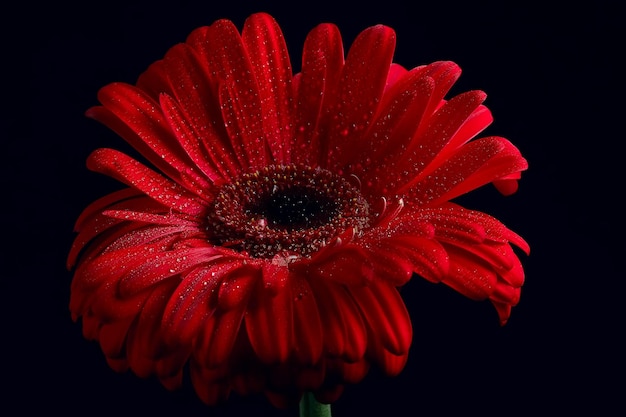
442, 245, 498, 301
218, 81, 270, 168
117, 246, 219, 297
72, 241, 164, 293
87, 148, 206, 216
103, 224, 192, 254
326, 358, 369, 384
195, 18, 270, 169
492, 301, 514, 326
365, 245, 414, 286
360, 70, 435, 163
194, 309, 244, 369
384, 63, 409, 90
216, 264, 259, 311
88, 84, 209, 194
409, 136, 528, 204
159, 92, 229, 182
309, 277, 367, 362
293, 23, 344, 165
161, 260, 239, 346
369, 342, 409, 376
68, 213, 124, 270
242, 13, 295, 163
136, 59, 174, 99
398, 90, 488, 185
189, 364, 231, 405
291, 277, 323, 365
102, 209, 198, 226
245, 267, 293, 363
308, 246, 374, 286
98, 316, 135, 360
422, 203, 530, 253
384, 235, 450, 283
417, 61, 463, 128
72, 188, 141, 232
348, 280, 412, 356
126, 280, 179, 376
326, 25, 396, 169
161, 43, 227, 155
88, 277, 151, 321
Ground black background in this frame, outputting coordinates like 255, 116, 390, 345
9, 1, 623, 415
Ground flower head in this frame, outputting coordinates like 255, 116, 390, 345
68, 12, 529, 408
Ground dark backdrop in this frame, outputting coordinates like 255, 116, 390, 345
9, 1, 623, 415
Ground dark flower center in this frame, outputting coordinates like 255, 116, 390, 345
208, 165, 370, 259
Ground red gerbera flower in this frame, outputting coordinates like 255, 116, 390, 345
68, 12, 529, 408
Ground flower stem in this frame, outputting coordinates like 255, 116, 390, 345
299, 392, 332, 417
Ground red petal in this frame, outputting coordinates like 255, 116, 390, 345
386, 235, 450, 283
397, 90, 488, 189
218, 80, 271, 169
348, 279, 412, 356
327, 24, 396, 169
418, 61, 463, 128
261, 260, 290, 295
291, 277, 323, 365
443, 104, 493, 152
491, 284, 521, 306
161, 44, 229, 164
358, 62, 466, 193
366, 244, 414, 286
72, 195, 177, 265
195, 18, 269, 169
117, 247, 221, 298
308, 278, 367, 362
126, 280, 179, 377
102, 209, 198, 226
491, 300, 514, 326
72, 242, 162, 293
369, 70, 435, 155
68, 214, 124, 270
293, 23, 344, 166
370, 342, 409, 376
98, 316, 134, 359
89, 279, 150, 321
87, 148, 206, 216
454, 240, 517, 272
443, 245, 498, 301
189, 364, 231, 405
216, 264, 259, 311
242, 13, 295, 163
326, 358, 370, 384
72, 188, 140, 232
136, 59, 173, 100
245, 268, 293, 363
423, 203, 530, 254
407, 137, 528, 204
498, 255, 525, 287
159, 93, 228, 182
88, 84, 208, 194
104, 224, 191, 254
308, 246, 374, 286
384, 63, 408, 90
436, 136, 527, 202
493, 177, 520, 195
194, 308, 245, 368
161, 261, 240, 346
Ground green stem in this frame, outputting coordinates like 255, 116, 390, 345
299, 392, 332, 417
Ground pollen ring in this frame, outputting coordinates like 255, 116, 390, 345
207, 164, 370, 258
